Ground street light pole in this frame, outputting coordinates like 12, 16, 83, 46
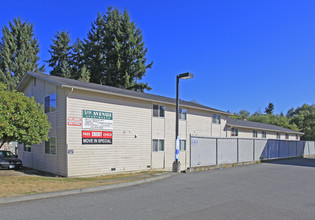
175, 75, 179, 163
173, 72, 194, 173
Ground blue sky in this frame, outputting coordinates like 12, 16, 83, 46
1, 0, 315, 114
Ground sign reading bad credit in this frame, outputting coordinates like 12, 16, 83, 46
82, 110, 113, 130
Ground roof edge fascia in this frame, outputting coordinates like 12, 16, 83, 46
62, 85, 229, 115
226, 123, 304, 135
27, 72, 63, 87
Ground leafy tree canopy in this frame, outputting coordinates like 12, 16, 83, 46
231, 103, 315, 140
287, 104, 315, 140
0, 83, 51, 148
0, 17, 45, 90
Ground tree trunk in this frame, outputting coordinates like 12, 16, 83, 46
0, 141, 6, 149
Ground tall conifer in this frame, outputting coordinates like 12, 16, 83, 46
47, 31, 72, 78
0, 17, 45, 90
83, 7, 153, 92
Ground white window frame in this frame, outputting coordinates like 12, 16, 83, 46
212, 114, 221, 124
253, 130, 258, 138
153, 104, 165, 118
285, 133, 289, 140
262, 131, 267, 138
44, 93, 56, 113
152, 139, 164, 152
277, 133, 281, 139
179, 108, 187, 120
231, 128, 238, 137
180, 140, 186, 151
296, 135, 299, 140
45, 137, 56, 155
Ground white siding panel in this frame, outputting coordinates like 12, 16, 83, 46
152, 117, 165, 139
67, 90, 151, 176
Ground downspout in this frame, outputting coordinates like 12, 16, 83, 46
65, 88, 74, 177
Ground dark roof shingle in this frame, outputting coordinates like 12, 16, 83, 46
18, 72, 229, 115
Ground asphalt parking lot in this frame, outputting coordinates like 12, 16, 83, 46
1, 158, 315, 220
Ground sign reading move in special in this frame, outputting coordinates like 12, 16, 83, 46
82, 110, 113, 130
82, 131, 113, 144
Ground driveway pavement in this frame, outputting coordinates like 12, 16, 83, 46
1, 158, 315, 220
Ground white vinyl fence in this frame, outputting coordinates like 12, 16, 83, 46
190, 136, 315, 168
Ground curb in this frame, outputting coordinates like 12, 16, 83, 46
0, 172, 177, 205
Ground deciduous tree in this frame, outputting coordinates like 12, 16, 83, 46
0, 83, 51, 148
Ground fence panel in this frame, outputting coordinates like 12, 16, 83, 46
288, 141, 297, 157
190, 136, 314, 168
308, 142, 315, 155
268, 140, 280, 159
190, 137, 216, 167
279, 141, 289, 158
239, 139, 254, 162
255, 140, 268, 160
297, 141, 305, 156
218, 139, 237, 164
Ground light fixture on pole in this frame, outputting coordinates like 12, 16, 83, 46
173, 72, 194, 173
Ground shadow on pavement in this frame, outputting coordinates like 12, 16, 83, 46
263, 157, 315, 168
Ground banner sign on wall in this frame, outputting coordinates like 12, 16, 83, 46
82, 131, 113, 144
82, 110, 113, 130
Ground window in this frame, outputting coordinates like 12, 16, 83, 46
45, 137, 56, 155
153, 139, 164, 152
277, 133, 281, 139
285, 133, 289, 139
179, 108, 187, 120
212, 114, 221, 124
23, 144, 31, 152
262, 131, 267, 138
45, 94, 56, 113
180, 140, 186, 151
253, 130, 258, 138
153, 104, 165, 117
296, 135, 299, 140
231, 128, 238, 137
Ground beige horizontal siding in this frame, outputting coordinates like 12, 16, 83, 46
67, 90, 152, 176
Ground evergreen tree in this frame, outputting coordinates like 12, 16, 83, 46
71, 39, 86, 80
265, 103, 274, 115
78, 65, 90, 82
60, 60, 72, 78
0, 17, 45, 90
47, 31, 72, 78
83, 7, 153, 92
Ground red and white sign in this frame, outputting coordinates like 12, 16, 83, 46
82, 131, 113, 139
67, 117, 82, 126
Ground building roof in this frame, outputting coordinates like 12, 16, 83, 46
16, 71, 229, 115
226, 118, 304, 135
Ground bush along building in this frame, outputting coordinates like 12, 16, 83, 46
16, 72, 303, 176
